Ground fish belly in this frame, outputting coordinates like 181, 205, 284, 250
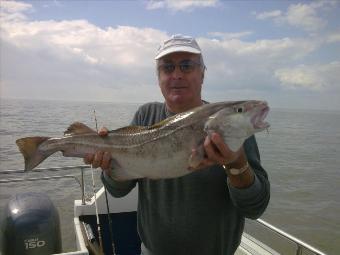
109, 128, 204, 180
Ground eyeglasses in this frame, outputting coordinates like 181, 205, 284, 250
158, 60, 202, 74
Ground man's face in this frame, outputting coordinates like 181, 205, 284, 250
157, 52, 204, 112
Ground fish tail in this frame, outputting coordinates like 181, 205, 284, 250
16, 137, 51, 171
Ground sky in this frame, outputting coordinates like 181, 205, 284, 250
0, 0, 340, 110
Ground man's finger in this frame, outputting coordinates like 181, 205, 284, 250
212, 132, 245, 164
98, 127, 109, 137
92, 151, 104, 168
210, 132, 230, 157
101, 151, 112, 171
84, 153, 94, 165
204, 136, 224, 163
188, 158, 214, 171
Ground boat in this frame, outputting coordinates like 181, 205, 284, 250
0, 165, 327, 255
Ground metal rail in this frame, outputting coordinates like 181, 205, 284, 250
256, 219, 327, 255
0, 165, 91, 204
0, 175, 80, 185
0, 165, 91, 174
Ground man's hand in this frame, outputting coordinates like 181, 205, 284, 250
189, 132, 244, 171
83, 127, 112, 176
190, 132, 255, 188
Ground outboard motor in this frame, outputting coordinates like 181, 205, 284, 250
1, 192, 62, 255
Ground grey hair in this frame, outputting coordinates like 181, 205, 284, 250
199, 54, 206, 72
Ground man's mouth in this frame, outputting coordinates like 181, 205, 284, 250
170, 86, 187, 89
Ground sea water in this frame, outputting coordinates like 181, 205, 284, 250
0, 98, 339, 254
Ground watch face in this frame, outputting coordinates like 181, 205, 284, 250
230, 168, 240, 175
226, 162, 249, 175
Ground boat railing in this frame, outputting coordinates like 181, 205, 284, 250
0, 165, 92, 205
255, 219, 326, 255
0, 165, 328, 255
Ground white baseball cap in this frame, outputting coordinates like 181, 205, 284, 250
155, 34, 202, 60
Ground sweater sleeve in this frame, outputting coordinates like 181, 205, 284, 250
227, 135, 270, 219
101, 172, 137, 198
100, 107, 143, 198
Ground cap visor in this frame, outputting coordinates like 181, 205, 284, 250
155, 46, 201, 60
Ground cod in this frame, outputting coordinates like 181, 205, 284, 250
16, 100, 269, 180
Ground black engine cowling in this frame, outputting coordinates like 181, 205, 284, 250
1, 192, 62, 255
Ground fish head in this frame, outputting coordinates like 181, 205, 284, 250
204, 100, 270, 151
244, 100, 270, 132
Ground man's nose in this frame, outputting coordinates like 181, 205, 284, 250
171, 66, 183, 79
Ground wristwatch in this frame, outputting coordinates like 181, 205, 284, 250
223, 162, 249, 176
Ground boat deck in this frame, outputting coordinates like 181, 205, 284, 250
80, 213, 140, 255
237, 233, 280, 255
0, 165, 328, 255
78, 212, 280, 255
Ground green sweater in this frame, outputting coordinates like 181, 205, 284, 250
101, 102, 270, 255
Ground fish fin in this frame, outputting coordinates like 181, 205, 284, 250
109, 125, 149, 134
110, 117, 176, 135
16, 137, 51, 171
64, 122, 96, 136
223, 137, 244, 152
147, 117, 173, 130
188, 145, 205, 168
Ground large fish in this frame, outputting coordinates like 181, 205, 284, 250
16, 100, 269, 180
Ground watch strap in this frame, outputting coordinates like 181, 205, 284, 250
223, 162, 249, 176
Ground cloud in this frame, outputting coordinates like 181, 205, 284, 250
42, 0, 63, 9
0, 0, 33, 22
199, 36, 320, 91
1, 18, 165, 71
326, 31, 340, 43
255, 1, 337, 32
146, 0, 218, 12
205, 33, 320, 60
1, 0, 339, 109
0, 3, 168, 102
255, 10, 282, 20
208, 31, 253, 40
285, 3, 326, 31
275, 62, 340, 91
0, 0, 32, 13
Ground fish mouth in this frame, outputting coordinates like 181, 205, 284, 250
251, 104, 270, 130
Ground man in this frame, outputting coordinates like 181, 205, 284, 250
85, 34, 270, 255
